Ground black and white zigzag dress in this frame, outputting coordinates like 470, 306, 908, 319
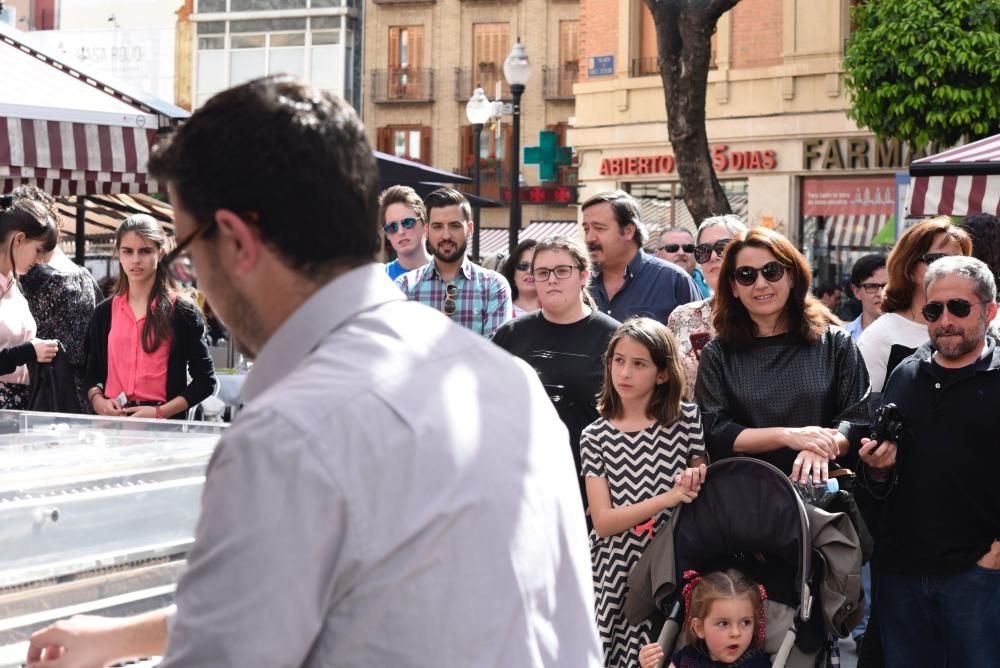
580, 403, 706, 668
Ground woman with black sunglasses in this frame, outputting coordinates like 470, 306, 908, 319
694, 227, 870, 484
666, 214, 748, 399
84, 215, 216, 419
500, 239, 540, 318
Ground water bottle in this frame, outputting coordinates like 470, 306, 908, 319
792, 476, 839, 506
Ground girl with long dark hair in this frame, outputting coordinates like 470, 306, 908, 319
85, 215, 216, 419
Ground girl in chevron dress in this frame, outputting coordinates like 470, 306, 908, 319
582, 317, 708, 667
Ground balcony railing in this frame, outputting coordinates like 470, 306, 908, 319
542, 64, 578, 100
630, 57, 660, 78
371, 68, 434, 103
455, 67, 511, 102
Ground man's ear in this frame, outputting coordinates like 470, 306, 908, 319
214, 209, 261, 274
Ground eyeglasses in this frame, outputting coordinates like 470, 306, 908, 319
384, 217, 419, 235
734, 261, 787, 286
921, 298, 990, 322
442, 283, 458, 316
162, 219, 218, 282
515, 261, 531, 271
659, 243, 695, 254
859, 281, 887, 295
918, 253, 949, 265
694, 239, 732, 264
531, 265, 578, 282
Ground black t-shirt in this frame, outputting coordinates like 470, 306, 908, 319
492, 310, 620, 504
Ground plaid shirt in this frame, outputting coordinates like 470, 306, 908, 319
395, 259, 513, 337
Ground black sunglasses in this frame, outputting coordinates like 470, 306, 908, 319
918, 252, 949, 265
694, 239, 732, 264
660, 243, 695, 254
442, 283, 458, 316
734, 261, 787, 286
515, 261, 531, 271
922, 298, 990, 322
384, 217, 419, 235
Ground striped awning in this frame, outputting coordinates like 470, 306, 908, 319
0, 22, 188, 196
825, 215, 890, 248
478, 220, 580, 258
908, 134, 1000, 217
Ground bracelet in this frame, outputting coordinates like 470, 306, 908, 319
87, 388, 105, 402
155, 405, 165, 419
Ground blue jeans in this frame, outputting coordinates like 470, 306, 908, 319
878, 565, 1000, 667
852, 562, 872, 640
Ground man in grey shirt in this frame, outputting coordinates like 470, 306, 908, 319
26, 77, 601, 667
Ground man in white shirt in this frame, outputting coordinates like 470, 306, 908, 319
26, 75, 601, 668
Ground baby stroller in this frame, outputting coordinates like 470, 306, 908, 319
625, 458, 864, 668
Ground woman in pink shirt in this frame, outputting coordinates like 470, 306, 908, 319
84, 215, 216, 419
0, 197, 60, 408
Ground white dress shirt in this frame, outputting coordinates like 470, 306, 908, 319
160, 263, 601, 667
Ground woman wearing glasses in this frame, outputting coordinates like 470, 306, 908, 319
666, 215, 749, 399
500, 239, 540, 318
694, 227, 870, 484
491, 235, 619, 509
857, 217, 972, 393
84, 215, 217, 419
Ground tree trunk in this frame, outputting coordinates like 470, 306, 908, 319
646, 0, 741, 226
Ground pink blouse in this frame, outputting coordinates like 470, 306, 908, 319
0, 274, 37, 385
105, 294, 171, 403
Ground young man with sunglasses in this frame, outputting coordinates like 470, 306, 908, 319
379, 185, 432, 280
25, 77, 601, 668
656, 227, 711, 298
395, 187, 513, 337
860, 255, 1000, 668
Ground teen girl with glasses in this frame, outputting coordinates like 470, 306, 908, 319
84, 215, 217, 419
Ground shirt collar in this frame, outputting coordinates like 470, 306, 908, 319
241, 263, 406, 402
916, 336, 1000, 373
428, 257, 473, 282
625, 248, 646, 279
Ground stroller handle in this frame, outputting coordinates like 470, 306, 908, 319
655, 601, 683, 667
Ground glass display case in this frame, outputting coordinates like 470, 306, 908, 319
0, 410, 224, 666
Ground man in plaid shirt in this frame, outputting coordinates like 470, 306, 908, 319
395, 188, 513, 336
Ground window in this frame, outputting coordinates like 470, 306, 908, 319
558, 21, 579, 96
378, 126, 432, 164
473, 23, 509, 96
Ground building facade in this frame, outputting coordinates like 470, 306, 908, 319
572, 0, 938, 283
362, 0, 581, 255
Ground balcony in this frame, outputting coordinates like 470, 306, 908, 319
371, 68, 434, 104
542, 64, 578, 100
630, 57, 660, 78
455, 66, 511, 102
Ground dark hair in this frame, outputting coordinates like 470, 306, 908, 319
712, 227, 838, 350
501, 238, 538, 301
11, 185, 60, 253
882, 217, 972, 313
581, 189, 646, 247
532, 235, 596, 309
814, 283, 840, 298
683, 569, 765, 651
114, 215, 177, 353
423, 187, 472, 222
0, 196, 58, 275
148, 75, 379, 282
596, 317, 686, 426
960, 213, 1000, 289
378, 185, 426, 225
849, 254, 887, 287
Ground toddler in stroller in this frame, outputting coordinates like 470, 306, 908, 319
626, 457, 865, 668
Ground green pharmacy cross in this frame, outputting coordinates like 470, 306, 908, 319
523, 131, 572, 183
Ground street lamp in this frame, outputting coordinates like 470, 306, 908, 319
465, 85, 493, 262
503, 39, 531, 258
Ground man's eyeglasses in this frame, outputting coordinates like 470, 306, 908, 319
922, 298, 990, 322
918, 253, 949, 265
442, 283, 458, 316
859, 281, 887, 295
384, 217, 419, 235
734, 261, 787, 286
660, 243, 695, 254
163, 220, 217, 282
694, 239, 732, 264
531, 265, 578, 282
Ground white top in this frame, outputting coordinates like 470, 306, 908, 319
160, 263, 602, 668
0, 275, 36, 385
857, 311, 929, 392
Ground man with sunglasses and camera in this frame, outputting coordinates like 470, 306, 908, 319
656, 227, 711, 298
860, 255, 1000, 668
379, 185, 432, 280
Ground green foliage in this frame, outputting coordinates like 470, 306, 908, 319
844, 0, 1000, 149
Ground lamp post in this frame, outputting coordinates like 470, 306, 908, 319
465, 86, 492, 262
503, 39, 531, 258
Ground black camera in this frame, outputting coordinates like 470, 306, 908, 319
871, 403, 904, 443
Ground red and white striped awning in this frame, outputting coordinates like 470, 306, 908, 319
825, 215, 889, 248
907, 134, 1000, 217
0, 23, 188, 196
478, 220, 581, 258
